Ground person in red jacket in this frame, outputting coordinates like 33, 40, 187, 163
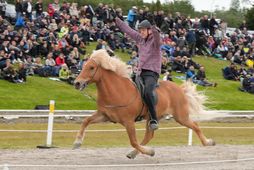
55, 53, 65, 66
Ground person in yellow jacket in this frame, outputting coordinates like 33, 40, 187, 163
59, 64, 70, 81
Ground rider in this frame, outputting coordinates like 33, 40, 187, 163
115, 17, 162, 130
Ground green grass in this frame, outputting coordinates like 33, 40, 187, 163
0, 42, 253, 110
0, 121, 253, 149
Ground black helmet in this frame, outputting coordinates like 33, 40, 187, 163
138, 20, 151, 29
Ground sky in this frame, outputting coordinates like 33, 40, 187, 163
142, 0, 252, 11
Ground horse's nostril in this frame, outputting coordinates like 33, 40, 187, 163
75, 82, 81, 89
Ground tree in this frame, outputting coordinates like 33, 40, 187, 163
155, 0, 162, 11
230, 0, 241, 11
162, 0, 195, 17
245, 6, 254, 29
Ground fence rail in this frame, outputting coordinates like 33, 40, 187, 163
0, 109, 253, 146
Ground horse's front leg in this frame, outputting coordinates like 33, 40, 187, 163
126, 120, 154, 159
73, 111, 107, 149
125, 122, 155, 157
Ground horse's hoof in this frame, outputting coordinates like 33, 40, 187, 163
149, 149, 155, 157
126, 150, 137, 159
72, 142, 81, 149
207, 139, 216, 146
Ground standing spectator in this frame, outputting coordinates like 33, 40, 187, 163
95, 3, 104, 21
23, 0, 33, 21
69, 3, 79, 17
127, 6, 137, 29
52, 0, 60, 12
220, 20, 227, 38
47, 4, 55, 18
0, 0, 6, 18
34, 0, 43, 18
209, 15, 218, 36
186, 29, 196, 56
15, 0, 23, 20
239, 20, 248, 31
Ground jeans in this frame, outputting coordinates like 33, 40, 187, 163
140, 70, 159, 121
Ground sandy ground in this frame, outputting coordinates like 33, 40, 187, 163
0, 145, 254, 170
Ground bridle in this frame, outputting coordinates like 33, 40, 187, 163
81, 58, 140, 109
86, 58, 100, 85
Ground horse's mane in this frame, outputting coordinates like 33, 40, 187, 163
90, 49, 131, 79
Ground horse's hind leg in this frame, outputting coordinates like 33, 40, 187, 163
176, 118, 215, 146
125, 122, 155, 157
126, 120, 154, 159
73, 111, 108, 149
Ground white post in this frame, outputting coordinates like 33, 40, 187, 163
46, 100, 55, 147
188, 129, 193, 146
3, 164, 9, 170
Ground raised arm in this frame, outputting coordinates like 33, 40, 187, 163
151, 25, 161, 47
115, 17, 142, 43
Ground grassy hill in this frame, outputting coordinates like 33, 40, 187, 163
0, 42, 253, 110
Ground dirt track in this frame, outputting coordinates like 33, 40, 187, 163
0, 145, 254, 170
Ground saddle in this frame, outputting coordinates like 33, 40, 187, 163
134, 75, 159, 105
134, 75, 159, 122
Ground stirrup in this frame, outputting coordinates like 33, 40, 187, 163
149, 120, 159, 131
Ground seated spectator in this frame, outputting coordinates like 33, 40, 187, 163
186, 65, 197, 81
127, 51, 138, 66
0, 59, 22, 83
196, 66, 217, 87
55, 53, 65, 66
222, 63, 240, 81
59, 63, 70, 81
163, 71, 173, 81
240, 73, 254, 94
17, 62, 27, 82
45, 52, 58, 76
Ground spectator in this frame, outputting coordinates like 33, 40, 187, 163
59, 63, 70, 81
0, 0, 6, 18
127, 6, 137, 28
222, 63, 240, 81
163, 71, 173, 81
55, 53, 65, 66
34, 0, 43, 18
15, 0, 23, 20
23, 0, 33, 21
196, 66, 216, 87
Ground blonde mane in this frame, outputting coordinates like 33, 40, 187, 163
90, 49, 130, 79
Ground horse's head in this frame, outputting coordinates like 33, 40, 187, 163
74, 58, 101, 90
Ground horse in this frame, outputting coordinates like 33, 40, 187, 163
73, 49, 215, 159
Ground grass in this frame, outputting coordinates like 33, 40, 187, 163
0, 121, 253, 149
0, 42, 253, 110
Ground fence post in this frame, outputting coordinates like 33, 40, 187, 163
188, 129, 193, 146
46, 100, 55, 147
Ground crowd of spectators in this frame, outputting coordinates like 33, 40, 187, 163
0, 1, 253, 93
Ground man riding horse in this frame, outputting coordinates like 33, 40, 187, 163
115, 17, 161, 131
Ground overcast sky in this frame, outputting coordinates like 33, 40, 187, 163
142, 0, 252, 11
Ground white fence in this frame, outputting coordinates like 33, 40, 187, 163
0, 109, 254, 147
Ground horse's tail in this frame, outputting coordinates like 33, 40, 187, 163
181, 81, 207, 115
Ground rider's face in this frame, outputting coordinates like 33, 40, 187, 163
139, 28, 150, 39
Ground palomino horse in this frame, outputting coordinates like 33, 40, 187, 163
73, 49, 215, 159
